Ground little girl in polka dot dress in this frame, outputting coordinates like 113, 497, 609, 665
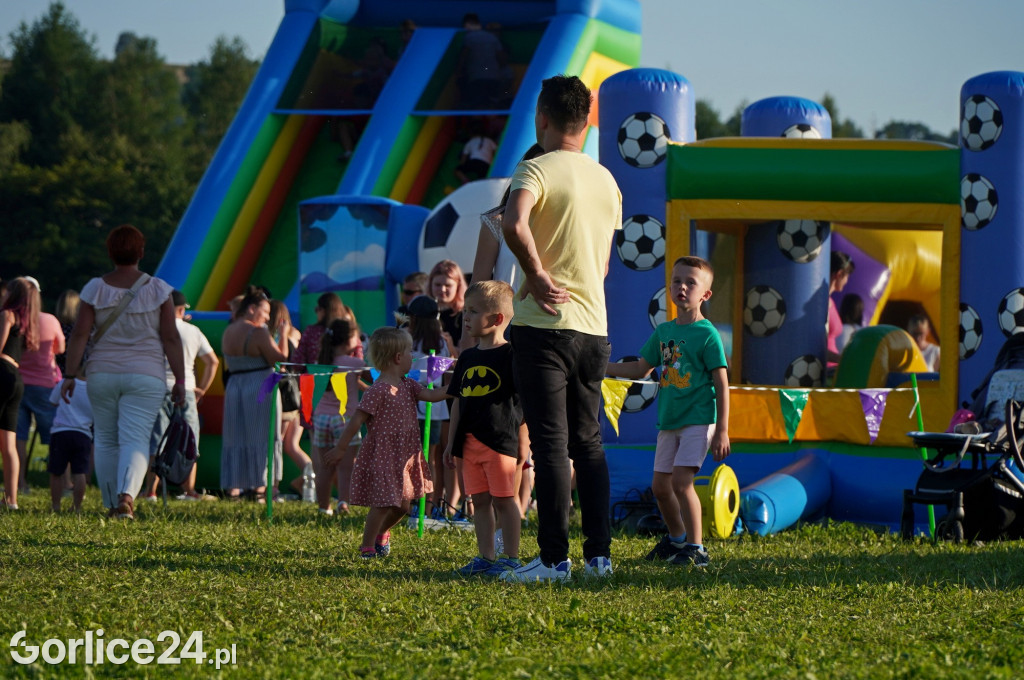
325, 326, 449, 559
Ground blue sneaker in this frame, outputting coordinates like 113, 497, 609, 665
498, 556, 571, 583
483, 556, 522, 576
457, 556, 496, 576
583, 556, 613, 577
375, 532, 391, 557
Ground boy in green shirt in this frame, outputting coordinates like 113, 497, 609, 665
606, 256, 730, 566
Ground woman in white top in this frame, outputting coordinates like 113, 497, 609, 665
62, 225, 185, 520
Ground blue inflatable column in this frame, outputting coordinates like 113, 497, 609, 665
958, 72, 1024, 407
740, 97, 833, 385
598, 68, 695, 443
738, 453, 831, 535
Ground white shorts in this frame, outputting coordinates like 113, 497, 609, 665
654, 424, 716, 474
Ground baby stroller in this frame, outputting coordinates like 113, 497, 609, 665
901, 370, 1024, 542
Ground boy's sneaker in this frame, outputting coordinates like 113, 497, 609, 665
484, 556, 522, 576
457, 556, 495, 577
498, 556, 571, 583
375, 532, 391, 557
583, 556, 613, 577
669, 544, 710, 567
645, 535, 686, 561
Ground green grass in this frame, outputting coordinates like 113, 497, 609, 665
1, 485, 1023, 679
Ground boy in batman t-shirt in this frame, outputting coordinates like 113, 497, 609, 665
444, 280, 523, 577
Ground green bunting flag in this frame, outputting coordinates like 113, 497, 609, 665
778, 389, 810, 443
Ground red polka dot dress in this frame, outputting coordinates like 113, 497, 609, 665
349, 377, 433, 507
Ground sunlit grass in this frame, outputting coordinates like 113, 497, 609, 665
1, 485, 1022, 679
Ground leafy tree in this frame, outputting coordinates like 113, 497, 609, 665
0, 2, 102, 167
181, 36, 259, 183
695, 99, 743, 140
0, 3, 193, 300
875, 120, 957, 145
821, 93, 864, 138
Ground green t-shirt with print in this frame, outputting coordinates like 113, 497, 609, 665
639, 319, 727, 431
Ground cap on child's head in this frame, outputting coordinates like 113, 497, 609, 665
407, 295, 439, 320
171, 290, 190, 308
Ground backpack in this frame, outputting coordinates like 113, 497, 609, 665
153, 406, 198, 487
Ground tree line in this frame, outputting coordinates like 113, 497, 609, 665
696, 93, 957, 143
0, 2, 258, 306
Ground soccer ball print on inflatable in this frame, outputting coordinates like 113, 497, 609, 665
960, 173, 998, 230
616, 357, 659, 413
617, 112, 671, 168
616, 215, 665, 271
776, 219, 827, 263
961, 95, 1003, 151
782, 123, 822, 139
418, 179, 505, 273
959, 303, 983, 359
648, 287, 667, 328
997, 289, 1024, 337
784, 355, 824, 387
743, 285, 787, 337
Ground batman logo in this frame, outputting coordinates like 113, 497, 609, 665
460, 365, 502, 397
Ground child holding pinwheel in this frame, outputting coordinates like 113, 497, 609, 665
324, 327, 448, 559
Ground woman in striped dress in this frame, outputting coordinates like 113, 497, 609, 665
220, 287, 288, 500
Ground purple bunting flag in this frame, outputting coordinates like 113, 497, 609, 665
257, 373, 283, 404
859, 389, 889, 443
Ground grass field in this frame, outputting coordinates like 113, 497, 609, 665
2, 483, 1023, 679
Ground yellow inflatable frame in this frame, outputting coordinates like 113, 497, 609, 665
664, 138, 961, 446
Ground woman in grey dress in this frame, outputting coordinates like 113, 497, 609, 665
220, 287, 288, 500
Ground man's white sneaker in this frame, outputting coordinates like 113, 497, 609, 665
498, 556, 571, 583
583, 556, 613, 577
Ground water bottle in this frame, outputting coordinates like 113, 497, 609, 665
301, 463, 316, 503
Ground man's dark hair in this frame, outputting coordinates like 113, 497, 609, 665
538, 74, 591, 135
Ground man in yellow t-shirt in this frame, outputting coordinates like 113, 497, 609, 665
499, 75, 622, 583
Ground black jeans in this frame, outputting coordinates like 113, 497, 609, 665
511, 326, 612, 564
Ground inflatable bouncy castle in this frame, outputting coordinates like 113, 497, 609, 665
156, 1, 1024, 533
598, 69, 1024, 534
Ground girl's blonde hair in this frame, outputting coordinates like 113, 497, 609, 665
428, 259, 468, 313
55, 289, 81, 328
368, 327, 412, 369
2, 277, 41, 351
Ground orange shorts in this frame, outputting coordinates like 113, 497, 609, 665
461, 433, 517, 498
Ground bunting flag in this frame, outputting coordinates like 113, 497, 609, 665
257, 373, 283, 403
370, 368, 380, 382
778, 389, 810, 443
427, 356, 456, 383
858, 388, 889, 443
601, 378, 630, 436
330, 373, 349, 414
299, 373, 315, 425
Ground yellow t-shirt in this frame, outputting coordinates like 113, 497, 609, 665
509, 151, 622, 335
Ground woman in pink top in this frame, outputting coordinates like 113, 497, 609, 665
16, 296, 64, 493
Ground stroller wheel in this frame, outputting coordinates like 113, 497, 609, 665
938, 518, 965, 544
